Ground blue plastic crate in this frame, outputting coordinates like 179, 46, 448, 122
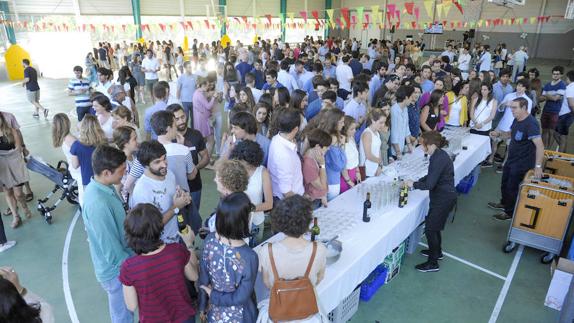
456, 174, 475, 194
359, 265, 388, 302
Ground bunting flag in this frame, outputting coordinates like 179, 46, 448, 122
436, 3, 443, 19
371, 5, 380, 23
311, 10, 319, 24
357, 7, 364, 25
453, 1, 464, 15
326, 9, 335, 28
443, 1, 452, 18
414, 7, 420, 21
405, 2, 415, 15
363, 13, 370, 30
423, 0, 434, 18
288, 12, 295, 23
341, 7, 350, 28
299, 11, 308, 23
387, 4, 396, 19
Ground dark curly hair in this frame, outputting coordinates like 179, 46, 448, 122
124, 203, 164, 255
271, 195, 313, 237
229, 140, 263, 167
0, 278, 42, 323
215, 159, 249, 193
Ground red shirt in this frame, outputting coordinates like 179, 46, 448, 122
120, 243, 195, 323
303, 155, 327, 200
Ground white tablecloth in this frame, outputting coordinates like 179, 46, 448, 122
255, 134, 491, 313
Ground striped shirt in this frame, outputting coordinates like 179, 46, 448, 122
119, 243, 195, 323
68, 77, 92, 108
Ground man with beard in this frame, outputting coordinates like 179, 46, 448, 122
167, 104, 209, 210
372, 74, 401, 109
130, 140, 191, 244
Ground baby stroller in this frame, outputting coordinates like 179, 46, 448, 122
26, 156, 79, 224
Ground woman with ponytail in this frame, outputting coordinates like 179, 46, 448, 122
404, 131, 456, 273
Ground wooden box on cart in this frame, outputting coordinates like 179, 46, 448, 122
543, 150, 574, 178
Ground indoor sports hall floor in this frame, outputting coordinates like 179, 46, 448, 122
1, 59, 571, 322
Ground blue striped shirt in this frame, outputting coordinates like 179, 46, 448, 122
68, 78, 92, 108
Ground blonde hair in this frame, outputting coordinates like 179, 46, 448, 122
52, 113, 71, 148
79, 115, 107, 146
0, 113, 15, 145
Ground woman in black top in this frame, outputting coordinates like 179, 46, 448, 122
405, 131, 456, 272
420, 89, 443, 132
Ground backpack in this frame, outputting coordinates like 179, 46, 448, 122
268, 242, 319, 321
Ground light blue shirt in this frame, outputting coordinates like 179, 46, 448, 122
82, 179, 132, 283
390, 102, 411, 156
144, 100, 168, 138
177, 73, 196, 103
493, 81, 514, 105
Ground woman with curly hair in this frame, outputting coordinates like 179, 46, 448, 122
256, 195, 327, 322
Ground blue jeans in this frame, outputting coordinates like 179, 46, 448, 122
182, 102, 193, 127
191, 190, 201, 211
100, 276, 133, 323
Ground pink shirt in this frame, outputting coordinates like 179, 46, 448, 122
268, 134, 304, 199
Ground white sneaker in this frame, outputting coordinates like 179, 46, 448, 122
0, 240, 16, 253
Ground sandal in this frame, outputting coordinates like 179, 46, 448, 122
3, 208, 12, 216
11, 216, 21, 229
25, 193, 34, 202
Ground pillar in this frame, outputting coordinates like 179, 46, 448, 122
280, 0, 287, 42
0, 1, 16, 44
130, 0, 142, 39
324, 0, 332, 39
219, 0, 226, 36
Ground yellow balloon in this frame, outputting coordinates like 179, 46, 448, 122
4, 44, 31, 80
221, 34, 231, 49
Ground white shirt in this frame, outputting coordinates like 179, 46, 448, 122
559, 82, 574, 116
94, 81, 112, 98
471, 99, 495, 131
359, 127, 382, 177
479, 51, 492, 72
496, 92, 533, 132
250, 86, 263, 103
278, 69, 299, 93
447, 100, 462, 126
268, 134, 304, 199
245, 166, 265, 226
457, 53, 471, 72
336, 64, 354, 91
441, 50, 455, 64
142, 57, 160, 80
344, 141, 359, 169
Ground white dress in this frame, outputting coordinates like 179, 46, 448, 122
359, 127, 382, 177
99, 115, 114, 140
471, 99, 493, 131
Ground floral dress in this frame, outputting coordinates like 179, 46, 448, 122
199, 233, 258, 323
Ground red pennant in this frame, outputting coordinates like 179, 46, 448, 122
265, 14, 272, 25
351, 15, 357, 29
187, 21, 194, 30
453, 1, 464, 15
523, 18, 528, 24
450, 22, 454, 28
405, 2, 414, 15
299, 11, 307, 23
312, 10, 319, 23
511, 18, 516, 24
411, 21, 417, 28
387, 4, 396, 18
242, 16, 248, 25
545, 16, 550, 23
341, 7, 350, 28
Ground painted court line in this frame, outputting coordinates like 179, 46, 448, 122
62, 210, 81, 323
419, 242, 506, 280
488, 245, 524, 323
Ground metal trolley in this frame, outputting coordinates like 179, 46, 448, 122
503, 172, 574, 264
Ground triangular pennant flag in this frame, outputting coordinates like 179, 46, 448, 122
351, 15, 357, 29
371, 5, 380, 23
265, 14, 272, 25
363, 13, 370, 30
414, 7, 420, 21
357, 7, 364, 25
436, 3, 443, 19
288, 12, 295, 23
311, 10, 319, 23
326, 9, 335, 28
299, 11, 308, 23
423, 0, 434, 18
395, 10, 400, 21
443, 1, 452, 17
453, 1, 464, 15
405, 2, 415, 15
388, 4, 397, 18
341, 7, 350, 28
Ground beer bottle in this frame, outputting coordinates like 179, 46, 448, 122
363, 192, 372, 222
311, 217, 320, 241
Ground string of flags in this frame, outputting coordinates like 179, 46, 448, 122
0, 0, 563, 34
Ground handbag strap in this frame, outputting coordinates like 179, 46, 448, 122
304, 242, 318, 278
268, 242, 318, 280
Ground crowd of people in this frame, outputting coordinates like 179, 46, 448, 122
1, 33, 573, 323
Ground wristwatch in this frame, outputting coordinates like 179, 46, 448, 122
319, 164, 325, 169
535, 164, 542, 168
173, 207, 180, 215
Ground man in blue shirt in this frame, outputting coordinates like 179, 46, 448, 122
369, 60, 388, 106
235, 55, 253, 85
144, 83, 168, 140
323, 53, 337, 79
328, 79, 346, 110
349, 51, 363, 76
250, 59, 265, 89
492, 69, 514, 127
305, 80, 331, 120
261, 69, 285, 92
176, 61, 196, 124
540, 66, 566, 148
67, 65, 92, 121
83, 145, 133, 323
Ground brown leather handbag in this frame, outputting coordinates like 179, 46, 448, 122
268, 242, 319, 321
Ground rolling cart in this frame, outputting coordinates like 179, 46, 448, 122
503, 172, 574, 264
543, 150, 574, 178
